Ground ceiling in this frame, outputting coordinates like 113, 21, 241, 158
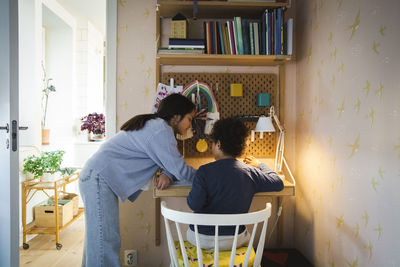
56, 0, 106, 35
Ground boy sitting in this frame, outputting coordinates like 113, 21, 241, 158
187, 117, 284, 250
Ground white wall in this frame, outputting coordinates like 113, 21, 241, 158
74, 22, 89, 132
73, 20, 105, 141
87, 21, 105, 114
43, 4, 75, 165
19, 0, 42, 147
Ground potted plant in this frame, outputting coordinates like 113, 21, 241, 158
81, 112, 106, 141
41, 63, 56, 145
23, 150, 65, 181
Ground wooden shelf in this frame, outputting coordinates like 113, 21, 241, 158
22, 171, 83, 249
27, 208, 84, 235
157, 54, 290, 66
158, 1, 289, 19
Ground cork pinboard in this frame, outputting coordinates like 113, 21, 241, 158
162, 72, 278, 158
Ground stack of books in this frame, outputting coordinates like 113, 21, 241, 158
158, 38, 205, 54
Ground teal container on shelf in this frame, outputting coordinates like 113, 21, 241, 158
257, 93, 270, 106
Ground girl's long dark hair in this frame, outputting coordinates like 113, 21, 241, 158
120, 93, 195, 131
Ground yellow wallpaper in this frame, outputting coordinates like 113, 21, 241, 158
117, 0, 157, 128
117, 1, 169, 266
294, 0, 400, 266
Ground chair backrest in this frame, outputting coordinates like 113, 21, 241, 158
161, 201, 272, 267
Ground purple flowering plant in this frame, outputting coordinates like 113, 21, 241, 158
80, 113, 105, 135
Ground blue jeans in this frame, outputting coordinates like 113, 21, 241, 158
79, 168, 121, 267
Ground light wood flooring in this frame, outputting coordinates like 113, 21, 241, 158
20, 215, 85, 267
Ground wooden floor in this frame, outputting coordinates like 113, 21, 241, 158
20, 215, 85, 267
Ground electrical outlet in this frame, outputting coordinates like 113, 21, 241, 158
124, 250, 137, 266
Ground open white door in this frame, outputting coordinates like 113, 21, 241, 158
0, 0, 20, 266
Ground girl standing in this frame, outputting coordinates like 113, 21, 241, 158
79, 94, 196, 266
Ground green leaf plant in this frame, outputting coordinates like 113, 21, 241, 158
23, 150, 65, 178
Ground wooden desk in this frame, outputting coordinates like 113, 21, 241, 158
153, 157, 295, 246
154, 177, 294, 197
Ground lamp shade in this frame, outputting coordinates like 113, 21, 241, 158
255, 116, 275, 132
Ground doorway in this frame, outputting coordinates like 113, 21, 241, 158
17, 0, 116, 263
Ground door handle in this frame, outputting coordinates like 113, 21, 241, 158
2, 122, 28, 151
0, 123, 9, 133
0, 124, 28, 132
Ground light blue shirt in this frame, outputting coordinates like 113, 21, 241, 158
83, 118, 196, 202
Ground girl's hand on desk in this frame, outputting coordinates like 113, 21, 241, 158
156, 173, 172, 190
243, 155, 260, 168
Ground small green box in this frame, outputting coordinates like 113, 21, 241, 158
257, 93, 270, 106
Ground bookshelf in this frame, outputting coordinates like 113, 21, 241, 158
155, 0, 292, 84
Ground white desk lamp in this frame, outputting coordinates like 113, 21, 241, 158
254, 106, 285, 173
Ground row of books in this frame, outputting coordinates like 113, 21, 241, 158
203, 8, 292, 55
159, 8, 293, 56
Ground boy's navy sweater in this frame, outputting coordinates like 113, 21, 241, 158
187, 158, 284, 236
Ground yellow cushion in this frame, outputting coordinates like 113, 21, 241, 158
174, 241, 255, 267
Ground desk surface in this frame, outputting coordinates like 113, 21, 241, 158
154, 157, 295, 197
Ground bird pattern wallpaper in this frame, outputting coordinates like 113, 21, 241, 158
294, 0, 400, 266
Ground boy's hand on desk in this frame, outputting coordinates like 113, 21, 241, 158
243, 155, 260, 168
156, 173, 172, 190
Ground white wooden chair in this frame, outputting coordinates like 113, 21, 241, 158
161, 201, 272, 267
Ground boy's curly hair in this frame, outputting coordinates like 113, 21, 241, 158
209, 117, 248, 157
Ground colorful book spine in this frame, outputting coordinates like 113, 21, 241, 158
206, 22, 211, 54
169, 38, 204, 46
227, 21, 234, 55
210, 21, 215, 54
266, 10, 270, 55
261, 11, 266, 55
242, 19, 249, 55
203, 21, 207, 54
254, 22, 260, 55
235, 17, 244, 55
225, 24, 231, 54
249, 22, 254, 55
214, 21, 219, 54
272, 9, 276, 55
230, 20, 237, 55
218, 22, 225, 54
286, 18, 293, 55
281, 8, 285, 55
275, 8, 281, 55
